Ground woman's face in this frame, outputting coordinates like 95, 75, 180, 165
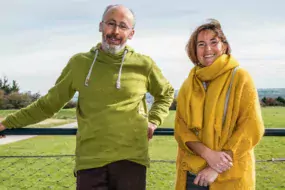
196, 30, 226, 67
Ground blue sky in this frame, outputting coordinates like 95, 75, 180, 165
1, 0, 285, 94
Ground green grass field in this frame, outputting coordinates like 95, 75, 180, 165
0, 107, 284, 190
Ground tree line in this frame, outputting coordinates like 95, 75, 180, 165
260, 96, 285, 107
0, 77, 75, 110
0, 77, 284, 110
169, 96, 285, 110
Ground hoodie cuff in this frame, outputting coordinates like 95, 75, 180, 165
148, 115, 161, 126
1, 118, 14, 129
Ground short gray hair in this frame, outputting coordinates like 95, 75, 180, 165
102, 4, 136, 28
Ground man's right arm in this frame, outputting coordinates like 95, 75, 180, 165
0, 58, 76, 130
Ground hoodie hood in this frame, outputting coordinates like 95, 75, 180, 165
85, 43, 135, 88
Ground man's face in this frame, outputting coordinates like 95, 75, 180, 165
100, 7, 135, 54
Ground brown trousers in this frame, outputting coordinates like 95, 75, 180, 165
76, 160, 146, 190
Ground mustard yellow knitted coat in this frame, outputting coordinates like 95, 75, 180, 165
174, 55, 264, 190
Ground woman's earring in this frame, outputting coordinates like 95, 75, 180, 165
197, 62, 203, 67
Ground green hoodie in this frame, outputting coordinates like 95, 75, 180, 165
2, 43, 174, 171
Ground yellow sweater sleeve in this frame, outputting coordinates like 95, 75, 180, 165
222, 75, 264, 160
174, 83, 200, 154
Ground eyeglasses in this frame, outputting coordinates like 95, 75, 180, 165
197, 39, 221, 49
102, 21, 132, 31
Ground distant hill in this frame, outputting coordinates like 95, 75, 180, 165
257, 88, 285, 99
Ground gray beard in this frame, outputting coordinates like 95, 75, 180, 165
101, 39, 126, 54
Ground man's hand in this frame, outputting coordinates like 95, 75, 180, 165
147, 122, 157, 140
202, 149, 233, 173
0, 123, 6, 138
194, 166, 218, 187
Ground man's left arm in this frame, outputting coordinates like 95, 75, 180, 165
147, 61, 174, 137
1, 59, 76, 129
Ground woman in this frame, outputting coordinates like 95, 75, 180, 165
174, 19, 264, 190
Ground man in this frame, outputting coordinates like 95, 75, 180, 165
0, 4, 174, 190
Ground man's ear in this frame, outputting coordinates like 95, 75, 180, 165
99, 22, 103, 32
128, 29, 135, 40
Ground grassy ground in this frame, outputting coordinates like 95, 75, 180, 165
162, 107, 285, 129
0, 107, 284, 189
261, 107, 285, 128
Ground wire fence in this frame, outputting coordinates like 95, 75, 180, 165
0, 128, 284, 190
0, 155, 284, 190
0, 155, 76, 190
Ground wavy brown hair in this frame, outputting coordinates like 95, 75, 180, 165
186, 19, 231, 65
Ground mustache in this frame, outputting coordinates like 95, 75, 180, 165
106, 34, 122, 40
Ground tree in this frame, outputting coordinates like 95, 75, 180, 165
276, 96, 285, 105
0, 76, 20, 94
0, 76, 41, 109
0, 90, 4, 108
264, 97, 278, 106
261, 97, 267, 104
0, 76, 11, 94
11, 80, 20, 92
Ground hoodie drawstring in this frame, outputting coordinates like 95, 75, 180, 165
84, 48, 128, 89
116, 49, 128, 89
85, 49, 99, 86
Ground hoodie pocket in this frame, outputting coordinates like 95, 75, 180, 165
137, 100, 148, 119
